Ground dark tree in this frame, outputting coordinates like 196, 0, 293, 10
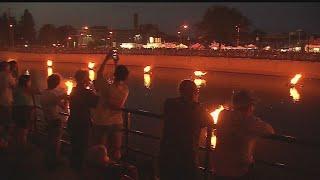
139, 24, 163, 43
56, 25, 77, 43
0, 13, 9, 46
196, 6, 251, 46
38, 24, 57, 46
18, 9, 36, 43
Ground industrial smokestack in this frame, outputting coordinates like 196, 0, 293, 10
134, 13, 138, 30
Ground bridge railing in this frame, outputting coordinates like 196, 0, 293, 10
32, 105, 320, 179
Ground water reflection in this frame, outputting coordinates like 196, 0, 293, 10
144, 73, 152, 89
47, 67, 53, 76
89, 70, 95, 81
290, 87, 300, 102
144, 66, 152, 73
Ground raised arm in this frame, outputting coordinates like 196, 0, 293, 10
97, 50, 113, 78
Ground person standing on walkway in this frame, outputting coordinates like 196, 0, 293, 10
92, 49, 129, 161
68, 69, 99, 171
212, 90, 275, 180
159, 79, 213, 180
40, 74, 68, 169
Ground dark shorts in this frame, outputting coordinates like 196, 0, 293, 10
12, 106, 33, 129
0, 106, 12, 126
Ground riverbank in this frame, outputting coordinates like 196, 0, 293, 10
1, 51, 320, 79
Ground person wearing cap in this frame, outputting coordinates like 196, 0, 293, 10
159, 79, 213, 180
212, 90, 275, 179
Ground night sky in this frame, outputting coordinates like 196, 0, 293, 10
1, 2, 320, 35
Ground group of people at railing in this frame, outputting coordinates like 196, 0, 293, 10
2, 47, 320, 61
0, 50, 276, 180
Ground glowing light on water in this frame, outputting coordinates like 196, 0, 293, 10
194, 78, 206, 88
211, 134, 217, 148
194, 71, 207, 77
89, 70, 95, 81
144, 66, 152, 73
47, 60, 53, 67
47, 67, 53, 76
290, 74, 302, 85
144, 73, 151, 89
88, 62, 95, 70
290, 87, 300, 102
65, 80, 74, 95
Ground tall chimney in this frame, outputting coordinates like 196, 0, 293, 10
134, 13, 138, 30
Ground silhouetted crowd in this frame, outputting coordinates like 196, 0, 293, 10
0, 50, 275, 180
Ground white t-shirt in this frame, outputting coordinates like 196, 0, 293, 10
0, 72, 16, 106
40, 88, 66, 121
212, 110, 274, 177
92, 76, 129, 126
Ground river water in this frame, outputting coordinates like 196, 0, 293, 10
19, 60, 320, 179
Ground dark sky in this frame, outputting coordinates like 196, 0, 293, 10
1, 2, 320, 35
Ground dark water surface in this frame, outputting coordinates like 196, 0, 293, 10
20, 61, 320, 179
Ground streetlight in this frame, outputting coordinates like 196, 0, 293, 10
84, 26, 89, 30
235, 25, 240, 46
67, 36, 72, 48
183, 25, 188, 29
9, 24, 14, 48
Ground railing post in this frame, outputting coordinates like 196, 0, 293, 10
124, 112, 131, 157
204, 126, 213, 180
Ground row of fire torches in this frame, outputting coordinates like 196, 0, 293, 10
45, 60, 302, 148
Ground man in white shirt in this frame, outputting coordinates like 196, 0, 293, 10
40, 74, 68, 168
92, 50, 129, 161
213, 90, 275, 179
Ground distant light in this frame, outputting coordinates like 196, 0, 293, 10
80, 33, 84, 36
294, 47, 301, 52
25, 70, 30, 75
149, 37, 154, 43
109, 31, 113, 34
144, 66, 152, 73
24, 44, 28, 48
183, 25, 188, 29
120, 43, 134, 49
68, 36, 72, 40
178, 31, 181, 34
52, 43, 56, 47
84, 26, 89, 30
313, 48, 320, 52
9, 24, 13, 28
194, 71, 207, 77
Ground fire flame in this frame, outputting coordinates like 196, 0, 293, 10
290, 87, 300, 102
194, 78, 206, 88
144, 73, 151, 89
194, 71, 207, 77
144, 66, 152, 73
65, 80, 74, 95
47, 67, 53, 76
210, 105, 225, 124
88, 62, 95, 70
47, 60, 53, 67
290, 74, 302, 85
89, 70, 95, 81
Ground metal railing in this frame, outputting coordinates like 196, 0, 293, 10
32, 105, 320, 179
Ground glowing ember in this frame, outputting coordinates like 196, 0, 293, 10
290, 87, 300, 102
65, 80, 74, 95
210, 105, 225, 124
290, 74, 302, 85
194, 71, 207, 77
47, 67, 53, 76
144, 73, 151, 89
194, 78, 206, 88
144, 66, 152, 73
88, 62, 95, 70
89, 70, 95, 81
47, 60, 53, 67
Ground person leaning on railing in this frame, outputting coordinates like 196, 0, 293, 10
212, 90, 275, 180
159, 79, 213, 180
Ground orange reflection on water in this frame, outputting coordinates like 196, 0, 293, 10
144, 73, 151, 89
47, 67, 53, 76
89, 70, 95, 81
290, 87, 300, 102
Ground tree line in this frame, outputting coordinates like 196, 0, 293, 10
0, 6, 269, 48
